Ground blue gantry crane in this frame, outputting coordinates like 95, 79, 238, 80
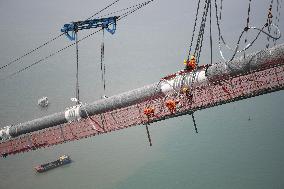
60, 16, 118, 104
61, 16, 118, 41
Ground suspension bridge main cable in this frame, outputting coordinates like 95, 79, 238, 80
86, 0, 121, 20
98, 1, 152, 19
0, 0, 155, 82
0, 33, 65, 71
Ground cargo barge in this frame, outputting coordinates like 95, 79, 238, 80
34, 155, 71, 173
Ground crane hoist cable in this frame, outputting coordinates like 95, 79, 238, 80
191, 0, 211, 134
209, 0, 213, 66
75, 31, 80, 104
274, 0, 281, 46
187, 0, 201, 61
243, 0, 252, 59
266, 0, 274, 48
182, 0, 212, 133
101, 29, 106, 93
62, 16, 118, 104
0, 0, 155, 81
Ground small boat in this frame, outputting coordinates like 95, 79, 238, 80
38, 96, 49, 107
34, 155, 71, 173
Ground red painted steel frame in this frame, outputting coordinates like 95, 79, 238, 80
1, 64, 284, 157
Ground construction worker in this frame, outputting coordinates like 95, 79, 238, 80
181, 86, 193, 99
184, 55, 196, 72
165, 99, 179, 114
181, 86, 190, 95
144, 107, 155, 118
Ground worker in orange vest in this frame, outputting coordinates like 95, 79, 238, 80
184, 55, 196, 71
144, 107, 155, 118
165, 99, 179, 114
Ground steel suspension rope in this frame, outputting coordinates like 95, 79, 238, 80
182, 0, 211, 134
244, 0, 252, 59
181, 0, 202, 93
100, 29, 106, 93
75, 32, 80, 104
266, 0, 274, 48
210, 0, 213, 65
192, 0, 211, 134
119, 0, 154, 20
187, 0, 201, 61
0, 29, 103, 81
191, 113, 198, 133
0, 33, 64, 71
86, 0, 121, 20
274, 0, 281, 46
194, 0, 210, 63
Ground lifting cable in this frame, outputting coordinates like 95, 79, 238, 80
209, 0, 213, 66
183, 0, 212, 133
192, 0, 212, 134
266, 0, 274, 48
194, 0, 210, 63
100, 29, 106, 93
191, 113, 198, 133
274, 0, 281, 46
0, 0, 155, 81
244, 0, 252, 59
145, 123, 153, 146
181, 0, 202, 89
187, 0, 201, 60
75, 31, 80, 104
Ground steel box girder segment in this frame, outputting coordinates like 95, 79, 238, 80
61, 16, 118, 40
1, 44, 284, 139
1, 64, 284, 156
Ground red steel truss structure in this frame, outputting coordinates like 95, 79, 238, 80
1, 44, 284, 157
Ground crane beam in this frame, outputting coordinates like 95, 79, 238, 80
61, 16, 118, 40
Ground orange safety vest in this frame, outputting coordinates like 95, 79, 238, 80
165, 100, 177, 112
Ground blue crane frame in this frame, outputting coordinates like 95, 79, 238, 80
61, 16, 118, 40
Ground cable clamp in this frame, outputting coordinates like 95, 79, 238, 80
0, 126, 11, 140
65, 105, 82, 122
